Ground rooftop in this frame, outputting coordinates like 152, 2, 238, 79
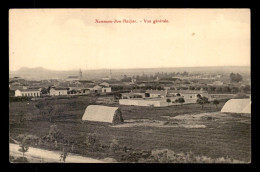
146, 90, 167, 95
167, 90, 207, 94
51, 88, 68, 90
17, 89, 40, 92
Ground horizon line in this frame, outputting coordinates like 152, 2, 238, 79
10, 65, 251, 72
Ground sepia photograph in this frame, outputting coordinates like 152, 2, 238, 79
9, 8, 251, 163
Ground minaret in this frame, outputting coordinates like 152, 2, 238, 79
79, 68, 82, 80
109, 69, 112, 79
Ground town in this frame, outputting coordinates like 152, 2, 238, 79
9, 67, 251, 163
10, 68, 251, 102
9, 8, 251, 164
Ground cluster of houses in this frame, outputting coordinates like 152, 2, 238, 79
14, 81, 112, 97
119, 89, 236, 107
119, 89, 210, 107
11, 69, 242, 107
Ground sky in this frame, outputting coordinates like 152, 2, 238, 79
9, 9, 250, 71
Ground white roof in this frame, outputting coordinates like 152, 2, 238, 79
82, 105, 119, 123
221, 99, 251, 114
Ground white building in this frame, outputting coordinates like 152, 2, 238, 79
50, 88, 68, 96
102, 87, 112, 93
15, 89, 41, 97
88, 85, 102, 93
145, 90, 167, 98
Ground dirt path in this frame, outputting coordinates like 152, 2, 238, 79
9, 143, 105, 163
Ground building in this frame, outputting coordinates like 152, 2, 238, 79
208, 94, 235, 101
66, 76, 79, 81
88, 85, 102, 93
102, 70, 112, 80
15, 89, 41, 97
102, 87, 112, 93
82, 105, 124, 124
167, 90, 209, 103
50, 88, 68, 96
145, 90, 167, 98
68, 87, 91, 95
208, 81, 224, 86
221, 99, 251, 114
121, 92, 145, 99
81, 88, 91, 94
79, 68, 83, 80
131, 78, 137, 83
119, 97, 178, 107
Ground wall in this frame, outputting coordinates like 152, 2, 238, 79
50, 89, 68, 96
119, 99, 169, 107
15, 90, 40, 97
208, 94, 235, 101
102, 87, 112, 93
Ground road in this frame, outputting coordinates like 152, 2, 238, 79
9, 143, 105, 163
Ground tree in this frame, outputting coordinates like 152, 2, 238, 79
231, 87, 239, 94
166, 99, 171, 106
197, 94, 202, 99
19, 110, 26, 123
230, 73, 243, 83
215, 87, 222, 93
175, 97, 185, 106
85, 133, 97, 152
18, 137, 29, 161
189, 86, 195, 90
110, 138, 120, 153
45, 124, 63, 144
213, 99, 220, 110
41, 87, 48, 95
47, 86, 52, 93
45, 103, 58, 123
196, 96, 209, 109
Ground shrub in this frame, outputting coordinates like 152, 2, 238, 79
85, 133, 98, 152
109, 139, 120, 153
150, 149, 243, 163
41, 124, 63, 145
12, 157, 29, 163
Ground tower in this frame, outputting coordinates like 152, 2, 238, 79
109, 69, 112, 79
79, 68, 82, 80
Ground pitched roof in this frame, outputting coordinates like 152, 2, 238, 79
131, 89, 146, 93
52, 88, 68, 90
17, 89, 40, 92
146, 90, 166, 95
167, 90, 207, 94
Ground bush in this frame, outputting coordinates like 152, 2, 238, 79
109, 139, 120, 153
150, 149, 243, 163
85, 133, 98, 152
9, 96, 31, 102
12, 157, 29, 163
41, 124, 64, 145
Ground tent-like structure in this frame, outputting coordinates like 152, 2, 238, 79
82, 105, 124, 124
221, 99, 251, 114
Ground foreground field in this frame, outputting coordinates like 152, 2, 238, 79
9, 95, 251, 163
10, 143, 105, 163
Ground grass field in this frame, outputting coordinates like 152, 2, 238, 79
9, 95, 251, 163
